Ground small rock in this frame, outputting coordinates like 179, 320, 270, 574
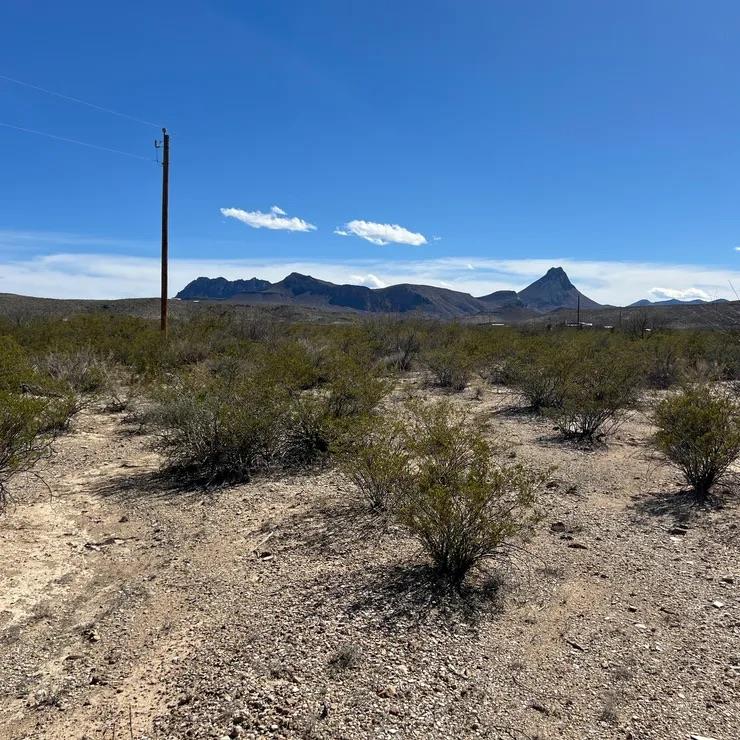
721, 576, 734, 584
568, 542, 588, 550
712, 601, 725, 609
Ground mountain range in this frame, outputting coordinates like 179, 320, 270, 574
628, 297, 729, 307
177, 266, 600, 319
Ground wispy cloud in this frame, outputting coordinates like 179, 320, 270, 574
220, 205, 316, 232
335, 220, 427, 246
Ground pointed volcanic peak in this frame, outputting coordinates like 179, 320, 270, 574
517, 266, 601, 313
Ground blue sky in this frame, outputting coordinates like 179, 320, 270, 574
2, 0, 740, 304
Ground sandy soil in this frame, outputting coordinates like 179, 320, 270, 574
0, 380, 738, 740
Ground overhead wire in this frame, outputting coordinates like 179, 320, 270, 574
0, 121, 154, 161
0, 72, 162, 129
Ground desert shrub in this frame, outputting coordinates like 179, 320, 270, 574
0, 336, 35, 392
396, 402, 541, 587
37, 393, 80, 433
0, 393, 52, 510
323, 353, 387, 419
155, 369, 285, 484
551, 348, 642, 439
424, 345, 472, 391
154, 346, 386, 483
39, 349, 109, 394
506, 342, 569, 411
340, 416, 410, 510
641, 337, 683, 389
365, 318, 423, 372
654, 385, 740, 497
279, 395, 335, 469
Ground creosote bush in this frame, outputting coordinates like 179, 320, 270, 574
551, 346, 642, 440
154, 345, 387, 484
654, 384, 740, 497
424, 345, 473, 391
0, 392, 53, 510
339, 417, 410, 510
399, 402, 542, 587
506, 341, 568, 411
344, 401, 542, 587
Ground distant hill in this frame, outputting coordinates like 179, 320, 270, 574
176, 266, 602, 319
629, 297, 729, 307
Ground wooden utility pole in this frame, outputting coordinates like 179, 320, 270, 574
159, 128, 170, 336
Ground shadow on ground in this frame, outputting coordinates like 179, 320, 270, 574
91, 468, 208, 503
341, 561, 506, 632
628, 487, 735, 525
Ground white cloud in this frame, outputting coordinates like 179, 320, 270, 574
433, 236, 442, 242
220, 206, 316, 232
350, 273, 386, 288
649, 287, 711, 302
337, 220, 427, 246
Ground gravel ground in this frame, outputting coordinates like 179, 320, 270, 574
0, 380, 738, 740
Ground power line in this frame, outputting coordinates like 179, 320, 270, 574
0, 121, 153, 161
0, 72, 162, 129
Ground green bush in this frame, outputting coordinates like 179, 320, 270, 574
155, 369, 284, 484
279, 395, 335, 469
424, 346, 472, 391
323, 352, 387, 418
0, 392, 52, 510
154, 347, 387, 484
654, 385, 740, 497
397, 402, 541, 587
0, 336, 35, 392
551, 348, 642, 439
340, 416, 410, 510
506, 341, 568, 410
